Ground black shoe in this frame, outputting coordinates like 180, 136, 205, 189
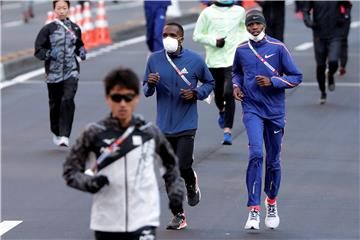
166, 212, 187, 230
186, 171, 201, 207
320, 92, 327, 105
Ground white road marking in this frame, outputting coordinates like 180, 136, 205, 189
300, 82, 360, 87
0, 221, 23, 236
351, 21, 360, 28
3, 20, 23, 28
0, 23, 197, 90
294, 42, 313, 51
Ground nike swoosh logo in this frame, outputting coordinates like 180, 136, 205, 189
274, 130, 281, 134
265, 53, 275, 59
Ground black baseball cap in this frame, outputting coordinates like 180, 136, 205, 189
245, 10, 266, 26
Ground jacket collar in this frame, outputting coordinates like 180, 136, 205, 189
249, 36, 267, 47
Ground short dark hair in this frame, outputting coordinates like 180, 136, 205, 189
53, 0, 70, 9
165, 22, 184, 37
103, 67, 140, 95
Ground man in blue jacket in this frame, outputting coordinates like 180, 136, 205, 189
143, 22, 214, 230
144, 0, 171, 52
232, 11, 302, 230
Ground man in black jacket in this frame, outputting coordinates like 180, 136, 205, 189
302, 1, 352, 104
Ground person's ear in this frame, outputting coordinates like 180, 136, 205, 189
178, 36, 184, 45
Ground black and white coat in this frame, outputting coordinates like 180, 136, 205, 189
63, 115, 184, 232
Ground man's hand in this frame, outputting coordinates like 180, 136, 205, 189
85, 175, 109, 194
233, 85, 244, 101
216, 37, 226, 48
147, 72, 160, 87
180, 88, 197, 101
256, 75, 272, 87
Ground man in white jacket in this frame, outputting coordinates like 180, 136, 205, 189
63, 67, 185, 240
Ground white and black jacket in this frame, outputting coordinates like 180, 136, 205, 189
63, 114, 185, 232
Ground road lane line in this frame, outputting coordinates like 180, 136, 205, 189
300, 82, 360, 87
3, 20, 23, 28
0, 221, 23, 236
351, 21, 360, 28
0, 23, 197, 90
294, 42, 313, 51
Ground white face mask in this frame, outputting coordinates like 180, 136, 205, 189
163, 37, 179, 53
247, 30, 265, 42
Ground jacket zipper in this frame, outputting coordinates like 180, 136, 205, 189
124, 155, 128, 232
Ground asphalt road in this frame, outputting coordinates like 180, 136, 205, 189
1, 2, 359, 240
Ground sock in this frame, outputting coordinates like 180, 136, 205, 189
266, 197, 276, 205
250, 205, 260, 212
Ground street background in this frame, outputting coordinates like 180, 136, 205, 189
1, 1, 359, 239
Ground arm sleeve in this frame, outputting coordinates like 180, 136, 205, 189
232, 49, 244, 87
194, 61, 215, 100
143, 59, 156, 97
270, 46, 302, 89
153, 126, 185, 202
34, 25, 51, 61
192, 10, 217, 47
74, 25, 84, 56
63, 124, 99, 192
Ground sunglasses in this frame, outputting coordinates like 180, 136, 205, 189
110, 93, 136, 103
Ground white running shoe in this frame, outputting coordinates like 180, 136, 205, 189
244, 209, 260, 230
59, 137, 69, 147
53, 135, 61, 146
265, 198, 280, 229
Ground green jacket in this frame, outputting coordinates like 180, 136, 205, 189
193, 4, 247, 68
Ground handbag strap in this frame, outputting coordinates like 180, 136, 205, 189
165, 52, 192, 87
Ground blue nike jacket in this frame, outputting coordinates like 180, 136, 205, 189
232, 36, 302, 127
143, 48, 214, 134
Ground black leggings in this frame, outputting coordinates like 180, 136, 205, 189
95, 226, 156, 240
166, 133, 196, 215
47, 77, 78, 137
209, 67, 235, 129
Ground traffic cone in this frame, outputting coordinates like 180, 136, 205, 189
94, 0, 112, 46
82, 2, 96, 50
45, 11, 54, 25
69, 6, 76, 22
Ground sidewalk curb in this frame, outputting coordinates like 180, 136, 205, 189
1, 12, 199, 82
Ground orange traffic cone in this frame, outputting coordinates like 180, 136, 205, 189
82, 2, 96, 50
45, 11, 54, 25
94, 0, 112, 46
69, 6, 76, 22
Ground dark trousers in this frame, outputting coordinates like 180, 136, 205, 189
313, 37, 341, 93
144, 6, 167, 52
209, 67, 235, 129
166, 133, 196, 215
95, 226, 156, 240
47, 77, 78, 137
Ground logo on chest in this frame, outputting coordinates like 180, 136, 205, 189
180, 67, 188, 74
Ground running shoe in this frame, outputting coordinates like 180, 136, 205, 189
166, 212, 187, 230
222, 132, 232, 145
264, 197, 280, 229
244, 208, 260, 230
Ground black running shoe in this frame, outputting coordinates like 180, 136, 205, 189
186, 171, 201, 207
166, 212, 187, 230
